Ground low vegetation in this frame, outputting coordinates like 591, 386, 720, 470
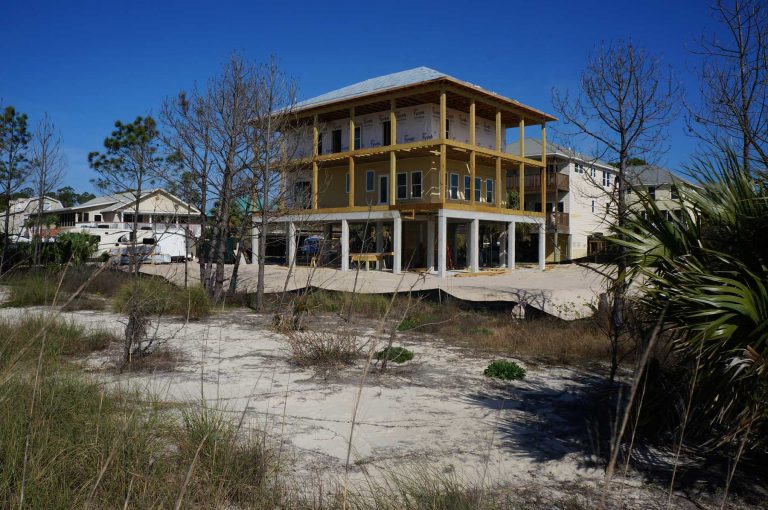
375, 346, 414, 364
484, 360, 526, 381
112, 278, 211, 321
285, 329, 360, 368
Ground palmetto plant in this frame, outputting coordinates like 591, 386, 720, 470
612, 150, 767, 451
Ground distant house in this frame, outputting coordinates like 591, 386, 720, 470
48, 188, 203, 237
627, 165, 691, 220
0, 196, 64, 239
506, 138, 617, 261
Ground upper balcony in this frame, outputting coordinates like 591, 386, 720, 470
506, 172, 569, 193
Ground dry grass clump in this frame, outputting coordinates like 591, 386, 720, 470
1, 273, 61, 307
285, 329, 361, 368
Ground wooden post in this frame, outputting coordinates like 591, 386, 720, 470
495, 110, 502, 151
469, 99, 476, 146
390, 152, 396, 206
390, 99, 397, 145
540, 121, 546, 219
496, 157, 502, 208
439, 88, 447, 140
470, 150, 476, 206
519, 118, 525, 212
348, 108, 355, 208
440, 88, 447, 203
312, 115, 319, 209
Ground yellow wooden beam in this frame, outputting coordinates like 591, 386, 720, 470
390, 99, 397, 146
312, 115, 319, 156
348, 107, 355, 151
470, 150, 476, 206
469, 99, 476, 147
495, 110, 502, 151
541, 122, 547, 220
519, 162, 525, 213
496, 156, 502, 208
440, 143, 446, 203
390, 152, 396, 205
439, 87, 447, 140
348, 157, 355, 208
312, 161, 319, 209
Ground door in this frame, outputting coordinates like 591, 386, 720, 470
379, 175, 389, 204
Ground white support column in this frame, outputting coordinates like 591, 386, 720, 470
437, 211, 447, 278
470, 218, 480, 273
341, 219, 350, 271
392, 216, 402, 274
287, 222, 297, 268
426, 218, 435, 271
250, 225, 259, 265
507, 221, 516, 270
538, 222, 546, 270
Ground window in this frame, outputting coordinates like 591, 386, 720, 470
354, 126, 362, 150
486, 179, 495, 203
591, 200, 596, 213
602, 170, 611, 187
449, 173, 459, 199
382, 121, 391, 146
464, 175, 471, 200
345, 173, 350, 194
411, 171, 422, 198
445, 119, 451, 139
379, 175, 389, 204
670, 185, 678, 200
648, 186, 656, 200
317, 133, 323, 154
475, 177, 482, 202
575, 163, 583, 174
332, 129, 342, 153
366, 170, 375, 192
397, 173, 408, 200
591, 167, 596, 178
94, 214, 102, 222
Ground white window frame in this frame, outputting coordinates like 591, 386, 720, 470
449, 173, 459, 199
602, 170, 611, 187
410, 171, 423, 198
366, 170, 375, 192
397, 172, 408, 200
575, 163, 583, 174
591, 200, 596, 213
486, 178, 495, 204
648, 186, 656, 200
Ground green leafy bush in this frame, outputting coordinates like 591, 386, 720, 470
375, 346, 414, 364
484, 360, 526, 381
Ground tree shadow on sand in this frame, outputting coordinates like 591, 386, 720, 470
465, 373, 768, 506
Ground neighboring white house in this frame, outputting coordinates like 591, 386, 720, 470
506, 138, 617, 261
48, 188, 204, 237
0, 196, 64, 239
627, 165, 692, 220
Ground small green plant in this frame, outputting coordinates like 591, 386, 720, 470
484, 360, 526, 381
397, 317, 418, 331
469, 326, 493, 336
375, 346, 414, 364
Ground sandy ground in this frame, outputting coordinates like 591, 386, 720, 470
1, 300, 706, 508
140, 262, 607, 320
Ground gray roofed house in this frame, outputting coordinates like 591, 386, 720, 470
505, 138, 613, 168
626, 164, 692, 187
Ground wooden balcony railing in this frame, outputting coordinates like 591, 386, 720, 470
507, 173, 569, 192
546, 212, 569, 230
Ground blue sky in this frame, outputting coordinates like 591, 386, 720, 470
1, 0, 719, 192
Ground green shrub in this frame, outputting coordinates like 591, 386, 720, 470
484, 360, 526, 381
0, 314, 114, 371
3, 274, 61, 307
397, 317, 419, 331
112, 279, 211, 320
375, 346, 414, 364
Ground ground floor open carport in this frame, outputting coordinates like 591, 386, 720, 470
261, 208, 545, 278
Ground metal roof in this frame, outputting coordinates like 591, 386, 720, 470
294, 67, 556, 120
